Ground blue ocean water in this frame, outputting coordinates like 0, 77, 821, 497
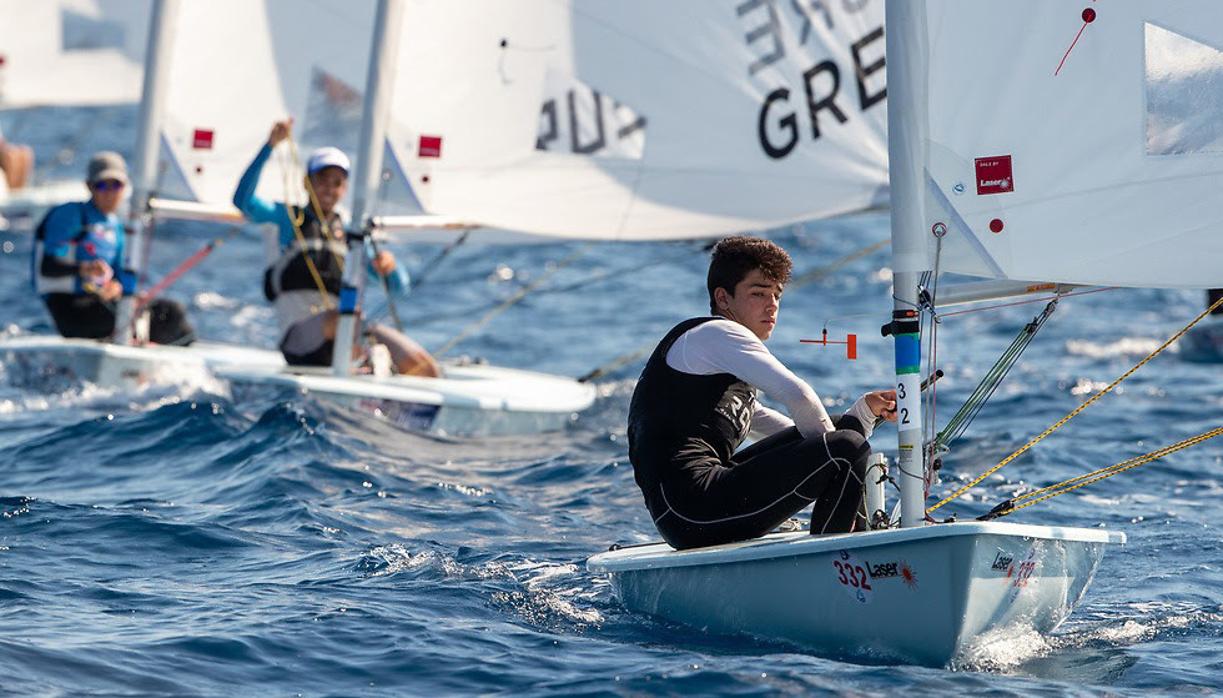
2, 110, 1223, 695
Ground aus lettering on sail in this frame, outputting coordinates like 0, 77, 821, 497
738, 0, 886, 160
536, 71, 647, 160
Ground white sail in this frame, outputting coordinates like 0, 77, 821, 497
916, 0, 1223, 289
156, 0, 375, 206
0, 0, 148, 108
383, 0, 888, 240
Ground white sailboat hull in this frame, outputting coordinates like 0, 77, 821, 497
0, 335, 281, 388
0, 179, 92, 230
216, 363, 595, 437
0, 335, 595, 436
588, 521, 1124, 666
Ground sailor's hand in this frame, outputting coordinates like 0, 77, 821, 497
97, 279, 123, 302
865, 389, 898, 423
372, 250, 396, 277
268, 119, 293, 147
79, 259, 111, 279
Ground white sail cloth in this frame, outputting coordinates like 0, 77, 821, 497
156, 0, 376, 206
385, 0, 889, 240
0, 0, 148, 108
911, 0, 1223, 289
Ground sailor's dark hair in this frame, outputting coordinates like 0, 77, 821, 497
706, 235, 792, 313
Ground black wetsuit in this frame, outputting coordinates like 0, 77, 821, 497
627, 317, 871, 550
44, 293, 193, 345
1209, 289, 1223, 317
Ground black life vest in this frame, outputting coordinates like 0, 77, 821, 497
263, 206, 346, 301
627, 317, 757, 500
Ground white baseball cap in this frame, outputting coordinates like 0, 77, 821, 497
306, 147, 350, 176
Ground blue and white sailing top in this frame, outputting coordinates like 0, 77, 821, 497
31, 200, 130, 297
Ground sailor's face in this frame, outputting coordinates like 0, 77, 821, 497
89, 179, 126, 214
718, 268, 782, 340
308, 167, 348, 216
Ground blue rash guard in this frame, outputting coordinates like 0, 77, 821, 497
231, 143, 408, 293
32, 200, 133, 297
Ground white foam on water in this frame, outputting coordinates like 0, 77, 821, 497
355, 543, 602, 627
435, 481, 490, 498
493, 559, 604, 628
192, 291, 241, 310
953, 624, 1053, 672
1050, 601, 1223, 653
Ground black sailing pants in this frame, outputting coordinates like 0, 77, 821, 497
652, 419, 871, 550
44, 293, 195, 346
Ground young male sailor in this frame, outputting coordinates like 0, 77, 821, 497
233, 120, 439, 377
32, 151, 194, 344
628, 236, 896, 550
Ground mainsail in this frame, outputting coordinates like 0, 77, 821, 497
383, 0, 888, 240
154, 0, 376, 207
0, 0, 148, 108
915, 0, 1223, 289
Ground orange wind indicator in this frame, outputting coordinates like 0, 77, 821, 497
801, 328, 858, 360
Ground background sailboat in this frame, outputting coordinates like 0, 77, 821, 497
163, 0, 896, 434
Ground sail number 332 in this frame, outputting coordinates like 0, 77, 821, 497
896, 375, 921, 432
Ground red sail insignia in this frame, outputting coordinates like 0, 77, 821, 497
192, 129, 215, 150
418, 135, 443, 158
975, 155, 1014, 195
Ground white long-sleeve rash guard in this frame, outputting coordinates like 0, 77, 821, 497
665, 319, 876, 441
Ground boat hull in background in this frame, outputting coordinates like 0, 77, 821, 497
218, 362, 595, 437
0, 335, 278, 390
0, 335, 595, 437
1180, 317, 1223, 363
588, 521, 1124, 666
0, 179, 92, 231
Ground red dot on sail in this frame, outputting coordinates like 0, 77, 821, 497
989, 218, 1004, 233
1082, 8, 1096, 23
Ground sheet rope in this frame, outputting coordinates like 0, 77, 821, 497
928, 292, 1223, 515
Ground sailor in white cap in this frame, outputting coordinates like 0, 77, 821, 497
233, 119, 439, 377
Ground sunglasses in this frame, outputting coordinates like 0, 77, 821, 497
91, 179, 125, 192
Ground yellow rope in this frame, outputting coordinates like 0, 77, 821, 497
988, 426, 1223, 517
929, 293, 1223, 514
278, 132, 341, 311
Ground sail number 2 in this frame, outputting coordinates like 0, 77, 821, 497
896, 375, 922, 432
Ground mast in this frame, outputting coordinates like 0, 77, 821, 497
115, 0, 179, 345
884, 0, 930, 528
332, 0, 405, 376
